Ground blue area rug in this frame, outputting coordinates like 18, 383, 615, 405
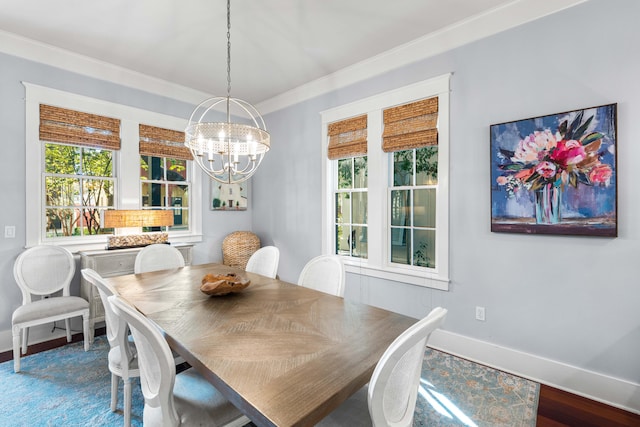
0, 336, 144, 426
0, 338, 538, 426
415, 349, 539, 426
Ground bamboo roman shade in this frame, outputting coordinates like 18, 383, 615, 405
382, 96, 438, 152
327, 114, 367, 160
39, 104, 121, 150
139, 124, 193, 161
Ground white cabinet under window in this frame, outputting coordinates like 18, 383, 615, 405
79, 244, 193, 342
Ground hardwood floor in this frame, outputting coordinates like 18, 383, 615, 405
537, 384, 640, 427
2, 332, 640, 426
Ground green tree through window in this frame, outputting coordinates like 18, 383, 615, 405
45, 143, 114, 237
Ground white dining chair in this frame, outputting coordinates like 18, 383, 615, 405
108, 294, 249, 427
81, 268, 139, 427
297, 255, 345, 297
12, 245, 90, 373
245, 246, 280, 279
318, 307, 448, 427
134, 244, 185, 274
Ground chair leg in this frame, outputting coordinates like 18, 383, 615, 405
124, 377, 132, 427
21, 328, 29, 354
12, 326, 21, 373
64, 318, 72, 342
82, 313, 90, 351
110, 373, 118, 412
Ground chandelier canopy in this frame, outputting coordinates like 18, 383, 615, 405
185, 0, 270, 184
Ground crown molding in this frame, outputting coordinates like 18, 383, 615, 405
0, 29, 209, 106
0, 0, 587, 114
256, 0, 587, 114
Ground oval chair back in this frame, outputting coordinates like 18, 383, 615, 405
297, 255, 345, 297
134, 244, 185, 274
245, 246, 280, 279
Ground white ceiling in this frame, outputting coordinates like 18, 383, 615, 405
0, 0, 585, 107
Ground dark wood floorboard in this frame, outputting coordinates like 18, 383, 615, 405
0, 327, 105, 363
537, 384, 640, 427
2, 332, 640, 426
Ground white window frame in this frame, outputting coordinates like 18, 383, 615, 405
321, 74, 450, 290
24, 82, 203, 251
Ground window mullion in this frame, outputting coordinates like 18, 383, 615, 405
366, 110, 384, 267
119, 120, 140, 209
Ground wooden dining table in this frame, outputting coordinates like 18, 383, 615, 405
107, 262, 417, 427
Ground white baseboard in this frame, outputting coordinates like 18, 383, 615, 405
428, 329, 640, 415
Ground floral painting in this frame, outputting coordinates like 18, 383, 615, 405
491, 104, 617, 236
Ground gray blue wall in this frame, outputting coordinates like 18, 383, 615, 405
253, 0, 640, 390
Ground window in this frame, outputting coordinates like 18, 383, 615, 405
336, 155, 368, 258
383, 97, 439, 270
321, 74, 450, 290
25, 83, 203, 250
390, 148, 437, 267
139, 125, 192, 232
40, 104, 119, 240
328, 114, 368, 258
45, 142, 116, 238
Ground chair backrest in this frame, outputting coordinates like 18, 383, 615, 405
109, 295, 180, 426
222, 231, 260, 269
368, 307, 447, 427
13, 245, 76, 303
81, 268, 135, 371
245, 246, 280, 279
297, 255, 345, 297
134, 244, 185, 274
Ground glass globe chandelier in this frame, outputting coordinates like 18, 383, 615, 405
185, 0, 270, 184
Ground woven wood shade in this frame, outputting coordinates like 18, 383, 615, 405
104, 209, 174, 228
382, 97, 438, 152
139, 124, 193, 161
39, 104, 121, 150
327, 114, 367, 160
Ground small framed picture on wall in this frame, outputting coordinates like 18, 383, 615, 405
210, 181, 248, 211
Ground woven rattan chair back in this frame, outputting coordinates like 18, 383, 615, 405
222, 231, 260, 269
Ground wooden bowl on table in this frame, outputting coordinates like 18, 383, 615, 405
200, 272, 250, 296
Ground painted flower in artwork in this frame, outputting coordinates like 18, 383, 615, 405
496, 110, 613, 224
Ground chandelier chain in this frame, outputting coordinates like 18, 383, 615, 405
185, 0, 270, 184
226, 0, 231, 98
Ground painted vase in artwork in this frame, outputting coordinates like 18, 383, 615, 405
534, 183, 561, 224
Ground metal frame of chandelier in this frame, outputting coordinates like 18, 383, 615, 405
185, 96, 270, 184
184, 0, 270, 184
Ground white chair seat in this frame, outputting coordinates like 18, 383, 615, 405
108, 341, 138, 373
12, 296, 88, 324
173, 368, 247, 426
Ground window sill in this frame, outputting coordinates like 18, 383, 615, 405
34, 233, 203, 253
344, 260, 449, 291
